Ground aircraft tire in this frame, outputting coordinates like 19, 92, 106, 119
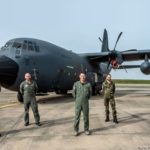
61, 90, 67, 94
55, 90, 67, 95
55, 90, 61, 94
17, 92, 24, 103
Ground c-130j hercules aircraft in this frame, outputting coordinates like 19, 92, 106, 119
0, 29, 150, 102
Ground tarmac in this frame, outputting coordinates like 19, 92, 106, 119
0, 84, 150, 150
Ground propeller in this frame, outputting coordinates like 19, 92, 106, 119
113, 32, 123, 50
106, 32, 123, 69
98, 29, 123, 69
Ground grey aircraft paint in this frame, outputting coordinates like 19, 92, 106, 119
0, 38, 103, 94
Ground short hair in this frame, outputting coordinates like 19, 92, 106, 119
79, 71, 86, 75
25, 73, 31, 77
106, 74, 111, 77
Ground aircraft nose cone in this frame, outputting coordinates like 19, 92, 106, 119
0, 55, 18, 87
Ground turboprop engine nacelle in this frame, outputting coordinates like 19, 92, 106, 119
99, 63, 111, 75
140, 61, 150, 75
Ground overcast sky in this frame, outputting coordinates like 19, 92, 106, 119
0, 0, 150, 79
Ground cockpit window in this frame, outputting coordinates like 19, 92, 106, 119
33, 42, 40, 52
22, 40, 40, 52
12, 42, 22, 49
1, 41, 13, 51
28, 41, 34, 51
4, 42, 13, 48
22, 40, 27, 49
35, 45, 40, 52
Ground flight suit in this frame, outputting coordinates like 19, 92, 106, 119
20, 81, 40, 125
102, 80, 117, 121
72, 81, 92, 132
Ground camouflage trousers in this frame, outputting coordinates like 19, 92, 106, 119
104, 97, 117, 117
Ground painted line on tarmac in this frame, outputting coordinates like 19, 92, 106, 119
0, 103, 20, 109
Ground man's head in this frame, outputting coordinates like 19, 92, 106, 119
25, 73, 31, 81
79, 72, 86, 83
106, 74, 112, 82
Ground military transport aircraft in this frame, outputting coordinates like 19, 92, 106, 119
0, 29, 150, 102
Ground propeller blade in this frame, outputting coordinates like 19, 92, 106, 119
121, 65, 128, 73
113, 32, 123, 50
145, 54, 149, 62
98, 37, 103, 43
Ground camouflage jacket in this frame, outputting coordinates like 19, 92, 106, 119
102, 80, 115, 98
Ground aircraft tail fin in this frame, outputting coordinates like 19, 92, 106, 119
101, 29, 109, 52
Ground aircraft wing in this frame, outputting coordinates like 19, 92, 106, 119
79, 52, 109, 62
121, 49, 150, 61
80, 49, 150, 62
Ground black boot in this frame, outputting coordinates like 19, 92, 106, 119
105, 115, 110, 122
113, 116, 119, 124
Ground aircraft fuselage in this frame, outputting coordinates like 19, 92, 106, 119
0, 38, 103, 93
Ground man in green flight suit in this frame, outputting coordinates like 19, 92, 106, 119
102, 74, 118, 123
72, 72, 92, 136
20, 73, 41, 126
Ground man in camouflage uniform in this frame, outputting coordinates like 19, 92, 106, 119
20, 73, 41, 126
72, 72, 92, 136
102, 74, 118, 123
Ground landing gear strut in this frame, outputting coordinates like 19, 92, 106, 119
92, 83, 102, 95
